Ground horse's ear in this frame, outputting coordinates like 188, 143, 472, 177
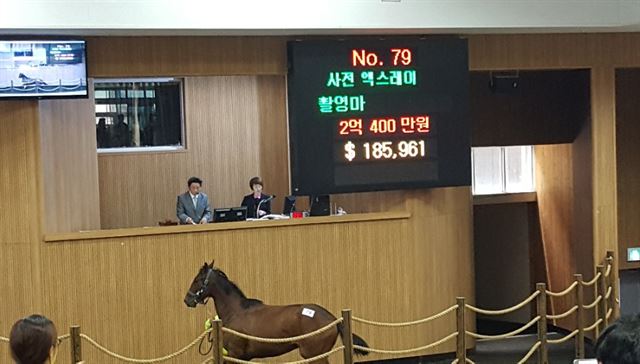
203, 261, 209, 268
210, 259, 215, 267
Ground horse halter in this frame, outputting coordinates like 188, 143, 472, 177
187, 267, 215, 304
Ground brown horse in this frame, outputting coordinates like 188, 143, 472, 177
184, 261, 369, 362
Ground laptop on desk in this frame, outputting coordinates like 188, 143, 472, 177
213, 207, 247, 222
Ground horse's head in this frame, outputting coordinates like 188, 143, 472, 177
184, 260, 228, 308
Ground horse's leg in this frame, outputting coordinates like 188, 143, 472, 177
298, 344, 330, 364
297, 332, 337, 364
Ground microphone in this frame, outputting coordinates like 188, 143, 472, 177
256, 195, 276, 218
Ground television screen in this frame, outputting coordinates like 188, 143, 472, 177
287, 37, 471, 195
0, 40, 88, 99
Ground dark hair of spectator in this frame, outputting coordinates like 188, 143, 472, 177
595, 313, 640, 364
187, 177, 203, 187
249, 176, 263, 189
10, 314, 57, 364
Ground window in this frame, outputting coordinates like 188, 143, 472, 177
472, 146, 535, 195
94, 78, 184, 151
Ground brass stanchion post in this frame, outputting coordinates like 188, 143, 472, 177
70, 325, 82, 364
456, 297, 466, 363
606, 251, 618, 319
212, 319, 224, 364
342, 309, 354, 364
597, 265, 608, 331
536, 283, 548, 364
574, 274, 585, 359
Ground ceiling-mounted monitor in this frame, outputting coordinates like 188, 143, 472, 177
0, 40, 88, 99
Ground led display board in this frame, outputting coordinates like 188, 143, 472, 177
287, 37, 471, 195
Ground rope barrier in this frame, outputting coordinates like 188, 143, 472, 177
1, 334, 69, 344
465, 291, 539, 315
224, 346, 344, 364
583, 295, 602, 309
547, 305, 578, 320
547, 329, 579, 344
450, 359, 458, 364
605, 286, 612, 300
583, 272, 602, 286
353, 305, 457, 327
516, 341, 541, 364
200, 359, 213, 364
606, 308, 613, 320
546, 281, 578, 297
222, 318, 341, 343
79, 329, 211, 363
58, 333, 71, 342
466, 316, 540, 340
584, 319, 603, 333
353, 332, 457, 355
604, 263, 612, 277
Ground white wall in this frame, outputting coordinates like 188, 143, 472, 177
1, 0, 639, 35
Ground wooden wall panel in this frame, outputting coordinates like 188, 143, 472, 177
98, 76, 287, 229
0, 245, 39, 359
0, 101, 43, 244
0, 101, 43, 345
572, 97, 595, 278
615, 68, 640, 271
473, 203, 532, 323
590, 68, 618, 266
468, 33, 610, 70
39, 91, 101, 233
534, 144, 576, 321
86, 37, 287, 77
257, 76, 290, 204
468, 33, 617, 277
37, 202, 472, 363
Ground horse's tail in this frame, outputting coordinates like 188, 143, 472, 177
337, 322, 370, 356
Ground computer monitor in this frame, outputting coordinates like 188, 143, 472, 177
213, 207, 247, 222
309, 195, 330, 216
283, 195, 296, 215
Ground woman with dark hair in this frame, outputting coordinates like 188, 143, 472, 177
241, 176, 272, 218
9, 314, 60, 364
595, 313, 640, 364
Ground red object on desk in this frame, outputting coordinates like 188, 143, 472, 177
291, 211, 303, 219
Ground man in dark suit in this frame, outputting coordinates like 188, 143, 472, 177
241, 176, 272, 219
176, 177, 213, 224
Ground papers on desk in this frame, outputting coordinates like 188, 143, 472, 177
246, 214, 291, 221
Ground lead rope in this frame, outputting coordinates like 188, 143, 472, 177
199, 299, 217, 356
198, 331, 214, 356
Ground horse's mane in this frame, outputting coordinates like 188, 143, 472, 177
214, 268, 263, 309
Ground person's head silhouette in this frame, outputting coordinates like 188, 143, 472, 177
595, 314, 640, 364
10, 314, 60, 364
